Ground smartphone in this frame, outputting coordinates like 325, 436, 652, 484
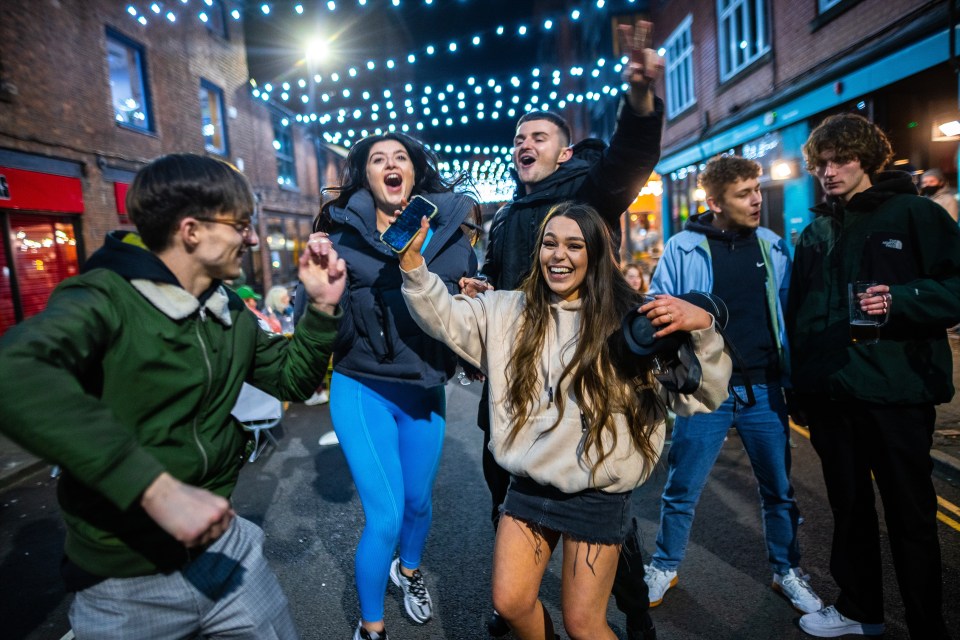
380, 195, 438, 253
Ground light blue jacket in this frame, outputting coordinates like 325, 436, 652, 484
650, 221, 792, 382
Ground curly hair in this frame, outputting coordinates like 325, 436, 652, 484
698, 155, 761, 201
803, 113, 894, 176
504, 202, 665, 482
314, 132, 474, 232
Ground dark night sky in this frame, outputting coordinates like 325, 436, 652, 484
242, 0, 650, 151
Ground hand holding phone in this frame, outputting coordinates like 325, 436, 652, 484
381, 195, 438, 253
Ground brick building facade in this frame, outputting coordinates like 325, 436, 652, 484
649, 0, 958, 247
0, 0, 337, 335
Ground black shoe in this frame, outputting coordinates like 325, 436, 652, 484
627, 613, 657, 640
486, 610, 510, 637
626, 623, 657, 640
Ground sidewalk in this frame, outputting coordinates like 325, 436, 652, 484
2, 345, 960, 490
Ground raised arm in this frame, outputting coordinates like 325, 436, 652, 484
577, 21, 665, 224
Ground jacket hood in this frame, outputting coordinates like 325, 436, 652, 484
82, 231, 232, 325
83, 230, 181, 286
683, 211, 757, 243
811, 170, 918, 217
512, 138, 606, 200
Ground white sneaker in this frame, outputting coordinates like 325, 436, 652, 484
799, 605, 885, 637
318, 431, 339, 446
643, 564, 678, 607
390, 557, 433, 623
304, 390, 329, 406
772, 567, 824, 614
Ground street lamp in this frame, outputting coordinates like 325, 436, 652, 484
306, 38, 330, 65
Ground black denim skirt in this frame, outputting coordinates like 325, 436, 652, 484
500, 475, 632, 544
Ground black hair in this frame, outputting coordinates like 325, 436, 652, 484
127, 153, 255, 251
315, 132, 471, 231
516, 111, 572, 147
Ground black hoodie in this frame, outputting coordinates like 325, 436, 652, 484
685, 213, 779, 385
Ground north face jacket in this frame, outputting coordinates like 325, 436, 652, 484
787, 171, 960, 404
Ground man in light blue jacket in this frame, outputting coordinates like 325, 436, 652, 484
644, 154, 823, 617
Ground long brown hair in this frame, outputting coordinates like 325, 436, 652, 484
504, 202, 665, 478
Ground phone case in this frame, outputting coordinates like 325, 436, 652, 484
380, 195, 438, 253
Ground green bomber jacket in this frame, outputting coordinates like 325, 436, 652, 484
0, 232, 339, 577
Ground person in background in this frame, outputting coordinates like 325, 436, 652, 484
788, 113, 959, 639
920, 168, 958, 222
644, 154, 823, 616
622, 263, 648, 293
237, 284, 282, 333
400, 201, 731, 640
297, 132, 478, 640
0, 153, 345, 640
265, 285, 295, 335
459, 20, 666, 640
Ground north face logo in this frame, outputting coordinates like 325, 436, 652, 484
882, 239, 903, 250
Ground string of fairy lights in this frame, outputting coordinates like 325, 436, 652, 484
122, 0, 649, 201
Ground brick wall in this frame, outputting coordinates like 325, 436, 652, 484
0, 0, 323, 259
649, 0, 931, 154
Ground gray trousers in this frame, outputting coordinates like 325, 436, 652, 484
69, 517, 298, 640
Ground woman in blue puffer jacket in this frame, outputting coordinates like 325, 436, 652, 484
298, 133, 478, 640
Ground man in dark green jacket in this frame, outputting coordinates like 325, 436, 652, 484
787, 114, 958, 640
0, 154, 346, 639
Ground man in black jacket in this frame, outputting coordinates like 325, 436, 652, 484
788, 114, 958, 639
462, 21, 664, 640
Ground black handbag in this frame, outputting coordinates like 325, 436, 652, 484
621, 291, 754, 405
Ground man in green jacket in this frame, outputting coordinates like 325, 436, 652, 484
0, 154, 346, 639
787, 114, 958, 640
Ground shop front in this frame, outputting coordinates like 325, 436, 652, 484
0, 157, 84, 336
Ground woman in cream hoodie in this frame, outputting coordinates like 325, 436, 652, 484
400, 202, 730, 640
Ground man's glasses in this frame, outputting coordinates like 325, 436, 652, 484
194, 216, 257, 239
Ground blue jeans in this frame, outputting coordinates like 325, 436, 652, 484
650, 384, 801, 574
330, 372, 446, 623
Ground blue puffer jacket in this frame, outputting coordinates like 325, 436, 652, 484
298, 189, 478, 387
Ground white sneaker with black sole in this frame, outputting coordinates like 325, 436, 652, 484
772, 567, 824, 614
389, 557, 433, 623
799, 605, 885, 637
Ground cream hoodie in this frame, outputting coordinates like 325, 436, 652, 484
402, 262, 732, 493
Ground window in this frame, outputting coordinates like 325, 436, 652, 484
271, 110, 297, 188
717, 0, 770, 82
202, 0, 228, 38
106, 29, 152, 132
663, 16, 696, 118
818, 0, 843, 12
200, 80, 228, 154
264, 213, 313, 287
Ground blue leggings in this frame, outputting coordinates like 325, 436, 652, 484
329, 372, 447, 623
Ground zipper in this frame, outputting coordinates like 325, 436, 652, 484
192, 307, 212, 478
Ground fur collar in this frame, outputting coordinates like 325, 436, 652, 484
130, 279, 233, 326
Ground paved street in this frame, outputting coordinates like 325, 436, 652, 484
2, 380, 959, 640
